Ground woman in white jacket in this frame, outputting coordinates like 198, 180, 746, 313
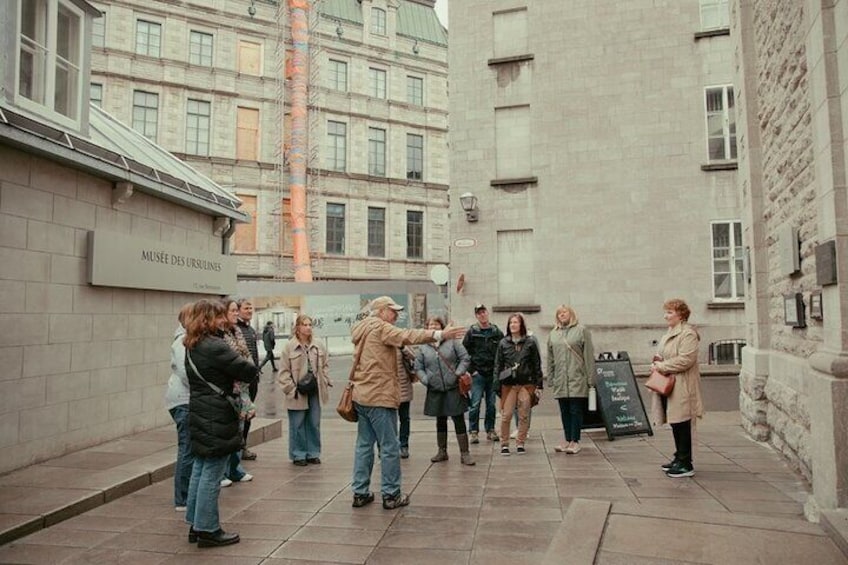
164, 303, 194, 511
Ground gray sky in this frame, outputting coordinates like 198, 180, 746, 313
435, 0, 448, 28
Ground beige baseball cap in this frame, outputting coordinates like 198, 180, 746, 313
370, 296, 404, 311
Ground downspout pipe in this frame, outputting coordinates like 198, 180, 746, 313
221, 219, 236, 255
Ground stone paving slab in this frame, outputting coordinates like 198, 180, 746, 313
1, 408, 846, 563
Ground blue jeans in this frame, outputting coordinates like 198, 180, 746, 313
169, 405, 194, 507
398, 401, 410, 449
225, 421, 247, 481
288, 393, 322, 461
558, 397, 587, 442
469, 372, 497, 433
185, 454, 229, 532
352, 403, 401, 498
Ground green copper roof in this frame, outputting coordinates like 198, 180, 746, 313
321, 0, 447, 46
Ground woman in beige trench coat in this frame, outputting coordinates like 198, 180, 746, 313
278, 314, 331, 466
650, 298, 704, 478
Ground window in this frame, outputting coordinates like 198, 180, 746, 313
186, 99, 210, 156
135, 19, 161, 57
189, 30, 213, 66
371, 7, 386, 35
17, 0, 84, 124
233, 195, 257, 252
236, 106, 259, 160
709, 339, 746, 365
711, 221, 744, 300
280, 198, 292, 254
132, 90, 158, 141
238, 39, 261, 75
90, 82, 102, 106
91, 11, 105, 47
705, 85, 737, 161
328, 59, 347, 91
407, 75, 423, 106
406, 211, 423, 259
493, 8, 528, 59
368, 207, 386, 257
368, 127, 386, 176
495, 105, 531, 179
406, 133, 423, 180
326, 203, 345, 255
700, 0, 729, 30
369, 67, 386, 99
497, 230, 535, 304
327, 120, 347, 172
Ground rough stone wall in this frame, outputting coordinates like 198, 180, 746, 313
736, 0, 820, 478
0, 145, 218, 474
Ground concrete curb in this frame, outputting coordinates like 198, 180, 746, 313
0, 418, 282, 546
542, 498, 611, 565
822, 509, 848, 559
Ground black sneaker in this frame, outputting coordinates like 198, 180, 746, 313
661, 459, 676, 471
665, 461, 695, 478
382, 492, 411, 510
516, 445, 526, 455
352, 492, 375, 508
196, 529, 240, 548
500, 445, 510, 456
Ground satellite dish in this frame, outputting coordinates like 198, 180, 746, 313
430, 264, 449, 286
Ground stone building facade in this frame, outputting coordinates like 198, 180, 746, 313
447, 1, 746, 361
732, 0, 848, 514
0, 0, 246, 473
89, 0, 449, 282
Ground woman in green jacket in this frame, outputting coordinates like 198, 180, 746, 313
546, 305, 595, 454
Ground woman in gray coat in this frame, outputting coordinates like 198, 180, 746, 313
414, 317, 475, 465
546, 305, 595, 454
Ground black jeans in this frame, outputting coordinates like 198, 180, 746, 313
259, 351, 277, 371
242, 379, 259, 444
398, 401, 411, 449
670, 419, 693, 466
436, 415, 467, 434
557, 397, 587, 442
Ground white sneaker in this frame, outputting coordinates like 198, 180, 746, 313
509, 429, 518, 439
238, 473, 253, 482
220, 478, 233, 487
174, 506, 187, 512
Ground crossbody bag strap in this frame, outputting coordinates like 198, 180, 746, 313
561, 328, 584, 365
186, 351, 240, 416
434, 343, 458, 374
348, 335, 366, 383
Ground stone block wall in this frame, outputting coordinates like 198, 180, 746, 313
0, 145, 217, 474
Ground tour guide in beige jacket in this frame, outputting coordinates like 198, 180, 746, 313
348, 296, 465, 510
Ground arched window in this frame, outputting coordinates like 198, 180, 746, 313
371, 8, 386, 35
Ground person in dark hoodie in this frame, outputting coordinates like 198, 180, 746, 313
183, 299, 257, 548
349, 296, 465, 510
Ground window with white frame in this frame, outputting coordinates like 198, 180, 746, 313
407, 75, 423, 106
711, 220, 744, 300
135, 19, 161, 57
91, 11, 105, 47
367, 207, 386, 257
328, 59, 347, 91
90, 82, 102, 106
705, 85, 737, 161
327, 120, 347, 172
406, 210, 423, 259
189, 30, 213, 66
369, 67, 387, 99
326, 203, 346, 255
368, 127, 386, 176
17, 0, 84, 124
132, 90, 158, 141
700, 0, 729, 30
371, 7, 386, 35
406, 133, 423, 181
186, 99, 210, 156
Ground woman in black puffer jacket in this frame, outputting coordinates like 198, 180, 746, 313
493, 313, 543, 456
183, 299, 257, 548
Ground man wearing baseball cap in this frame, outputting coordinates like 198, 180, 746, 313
463, 304, 504, 444
349, 296, 465, 509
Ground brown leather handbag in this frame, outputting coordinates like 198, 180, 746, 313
645, 368, 675, 396
337, 337, 365, 422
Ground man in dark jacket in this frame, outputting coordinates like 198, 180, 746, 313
462, 304, 504, 444
259, 321, 278, 372
236, 299, 261, 461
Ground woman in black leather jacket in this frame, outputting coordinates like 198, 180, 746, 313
493, 313, 542, 456
183, 299, 257, 548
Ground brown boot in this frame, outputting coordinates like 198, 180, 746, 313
457, 433, 476, 466
431, 432, 449, 462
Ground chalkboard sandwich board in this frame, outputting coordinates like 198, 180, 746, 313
593, 351, 653, 440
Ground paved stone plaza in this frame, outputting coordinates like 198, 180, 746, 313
0, 366, 844, 564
